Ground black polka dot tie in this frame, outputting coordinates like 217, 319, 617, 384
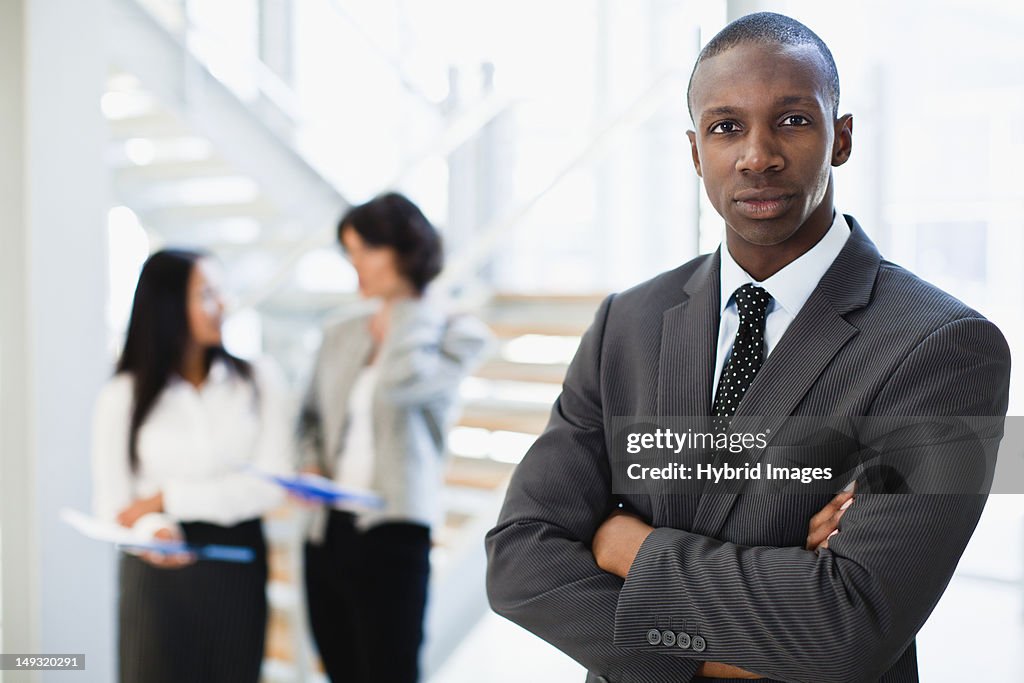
712, 284, 772, 427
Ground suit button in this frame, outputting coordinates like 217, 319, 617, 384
676, 632, 691, 649
595, 677, 610, 683
646, 629, 662, 645
691, 635, 706, 652
661, 630, 676, 647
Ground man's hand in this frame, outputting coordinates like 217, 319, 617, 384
595, 512, 762, 678
696, 661, 764, 678
593, 490, 855, 677
699, 487, 858, 677
806, 483, 856, 552
592, 509, 654, 579
116, 492, 164, 528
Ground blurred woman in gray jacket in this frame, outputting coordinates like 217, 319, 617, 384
296, 192, 492, 683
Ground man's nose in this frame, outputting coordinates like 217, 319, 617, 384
736, 128, 784, 174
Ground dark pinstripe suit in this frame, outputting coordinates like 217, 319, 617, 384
485, 216, 1010, 683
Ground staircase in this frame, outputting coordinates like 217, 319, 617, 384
256, 292, 606, 682
103, 3, 611, 681
425, 291, 606, 677
101, 0, 696, 678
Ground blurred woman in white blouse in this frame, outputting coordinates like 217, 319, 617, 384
91, 249, 291, 683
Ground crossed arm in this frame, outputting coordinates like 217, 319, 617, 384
592, 493, 854, 679
485, 296, 1010, 683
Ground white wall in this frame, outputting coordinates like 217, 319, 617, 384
1, 0, 114, 680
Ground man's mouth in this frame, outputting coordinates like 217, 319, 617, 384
733, 190, 794, 219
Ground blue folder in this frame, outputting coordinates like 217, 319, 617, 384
256, 470, 384, 509
119, 540, 256, 563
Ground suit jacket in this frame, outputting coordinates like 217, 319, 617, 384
297, 298, 492, 533
485, 216, 1011, 683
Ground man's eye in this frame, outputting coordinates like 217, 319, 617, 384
782, 115, 809, 126
710, 121, 739, 134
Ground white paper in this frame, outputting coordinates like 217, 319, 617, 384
60, 508, 181, 550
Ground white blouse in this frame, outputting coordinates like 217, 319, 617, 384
333, 363, 380, 493
90, 358, 293, 538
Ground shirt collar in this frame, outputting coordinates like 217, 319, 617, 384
168, 356, 232, 389
719, 209, 851, 316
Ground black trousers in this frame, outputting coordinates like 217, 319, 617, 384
118, 518, 268, 683
304, 510, 431, 683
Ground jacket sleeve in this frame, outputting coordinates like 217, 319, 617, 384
486, 294, 703, 683
375, 300, 494, 407
296, 332, 328, 472
612, 316, 1010, 683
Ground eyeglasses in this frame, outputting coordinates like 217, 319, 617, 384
339, 242, 385, 263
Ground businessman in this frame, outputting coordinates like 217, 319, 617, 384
486, 12, 1010, 683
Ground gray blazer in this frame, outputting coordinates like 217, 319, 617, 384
485, 216, 1011, 683
298, 298, 492, 535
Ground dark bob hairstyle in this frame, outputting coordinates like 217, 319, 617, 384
338, 192, 443, 294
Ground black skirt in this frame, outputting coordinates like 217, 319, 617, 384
118, 518, 268, 683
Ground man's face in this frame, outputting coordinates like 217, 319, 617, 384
687, 42, 852, 248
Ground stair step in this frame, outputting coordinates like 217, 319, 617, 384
457, 409, 550, 435
107, 111, 190, 139
458, 395, 552, 432
444, 455, 517, 490
440, 482, 510, 515
483, 292, 606, 339
107, 135, 215, 167
485, 319, 591, 339
492, 291, 609, 305
121, 176, 263, 213
113, 157, 237, 182
474, 358, 568, 384
137, 199, 277, 229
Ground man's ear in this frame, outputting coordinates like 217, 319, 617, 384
832, 114, 853, 167
686, 130, 702, 177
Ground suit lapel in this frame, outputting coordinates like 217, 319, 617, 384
689, 217, 881, 538
655, 251, 720, 528
325, 316, 374, 478
657, 251, 720, 419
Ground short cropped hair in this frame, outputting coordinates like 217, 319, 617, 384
687, 12, 840, 120
339, 192, 443, 294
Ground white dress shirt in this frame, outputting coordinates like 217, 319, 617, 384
333, 363, 379, 493
91, 358, 292, 538
713, 210, 851, 399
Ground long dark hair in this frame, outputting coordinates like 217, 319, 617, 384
339, 192, 443, 294
116, 249, 251, 470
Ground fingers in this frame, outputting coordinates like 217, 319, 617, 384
116, 508, 141, 528
806, 485, 857, 551
810, 489, 854, 525
818, 529, 839, 550
142, 551, 196, 569
143, 527, 196, 569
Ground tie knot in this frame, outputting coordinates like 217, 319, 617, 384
733, 284, 771, 325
